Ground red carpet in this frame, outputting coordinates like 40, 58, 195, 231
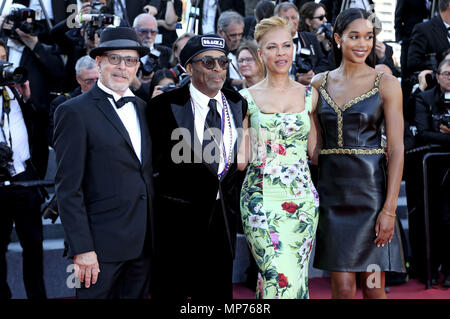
233, 278, 450, 299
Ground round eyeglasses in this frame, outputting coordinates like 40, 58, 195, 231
190, 56, 231, 70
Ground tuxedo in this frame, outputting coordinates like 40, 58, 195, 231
107, 0, 153, 26
147, 83, 247, 299
53, 83, 154, 298
407, 14, 450, 75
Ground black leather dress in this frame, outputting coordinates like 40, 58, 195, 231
313, 72, 406, 273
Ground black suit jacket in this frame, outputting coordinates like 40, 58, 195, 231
53, 83, 154, 262
395, 0, 429, 43
107, 0, 153, 26
414, 85, 450, 146
146, 83, 247, 271
407, 14, 450, 74
298, 31, 331, 73
197, 0, 246, 35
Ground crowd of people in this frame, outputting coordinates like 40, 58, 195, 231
0, 0, 448, 300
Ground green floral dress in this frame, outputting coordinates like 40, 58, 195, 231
239, 87, 319, 299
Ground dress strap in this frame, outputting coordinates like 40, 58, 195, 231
374, 72, 384, 89
304, 85, 313, 113
320, 71, 330, 89
239, 88, 257, 116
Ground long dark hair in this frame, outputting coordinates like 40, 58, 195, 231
298, 2, 326, 32
332, 8, 376, 68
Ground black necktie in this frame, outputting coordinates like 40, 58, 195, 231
202, 99, 222, 173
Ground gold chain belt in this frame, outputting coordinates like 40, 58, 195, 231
320, 148, 385, 155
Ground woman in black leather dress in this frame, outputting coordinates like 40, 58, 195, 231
310, 8, 406, 299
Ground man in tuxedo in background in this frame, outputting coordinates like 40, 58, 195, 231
147, 34, 247, 299
53, 27, 154, 299
195, 0, 245, 35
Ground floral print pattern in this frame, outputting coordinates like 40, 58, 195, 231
240, 87, 319, 299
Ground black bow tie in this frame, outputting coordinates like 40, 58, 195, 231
114, 96, 136, 109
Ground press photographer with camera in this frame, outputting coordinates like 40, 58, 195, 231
0, 39, 47, 299
410, 58, 450, 287
0, 3, 64, 176
275, 2, 331, 86
299, 2, 333, 54
130, 13, 172, 100
148, 67, 176, 98
406, 0, 450, 97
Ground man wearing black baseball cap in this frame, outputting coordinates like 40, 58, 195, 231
54, 27, 154, 299
147, 34, 248, 299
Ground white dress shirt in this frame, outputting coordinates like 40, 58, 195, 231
190, 83, 237, 171
227, 52, 242, 81
7, 39, 25, 71
0, 87, 30, 176
97, 80, 142, 162
202, 0, 217, 35
29, 0, 54, 20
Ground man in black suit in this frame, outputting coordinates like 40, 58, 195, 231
53, 27, 154, 299
13, 0, 77, 24
106, 0, 158, 26
0, 40, 47, 299
407, 0, 450, 75
147, 34, 247, 299
275, 2, 331, 85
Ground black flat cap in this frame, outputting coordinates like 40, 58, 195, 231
89, 27, 150, 58
179, 34, 229, 67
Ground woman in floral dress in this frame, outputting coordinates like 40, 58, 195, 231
237, 16, 321, 299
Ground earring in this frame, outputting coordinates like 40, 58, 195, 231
337, 43, 341, 49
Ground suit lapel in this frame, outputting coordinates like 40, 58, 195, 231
136, 99, 150, 166
92, 86, 138, 162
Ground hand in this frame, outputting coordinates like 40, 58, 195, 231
440, 124, 450, 133
144, 5, 158, 16
152, 85, 164, 98
73, 251, 100, 288
80, 2, 92, 15
374, 209, 395, 247
418, 70, 433, 91
12, 80, 31, 101
375, 40, 386, 60
316, 31, 325, 43
130, 75, 142, 90
296, 70, 315, 85
15, 29, 38, 50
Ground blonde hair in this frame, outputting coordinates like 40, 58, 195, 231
254, 16, 291, 45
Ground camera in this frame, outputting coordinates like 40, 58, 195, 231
2, 8, 44, 40
295, 47, 314, 74
0, 142, 14, 182
84, 13, 121, 41
140, 50, 160, 76
159, 83, 176, 93
0, 61, 27, 86
317, 23, 333, 42
89, 1, 111, 14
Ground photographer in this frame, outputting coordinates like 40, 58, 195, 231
149, 67, 176, 98
131, 13, 172, 100
0, 39, 47, 299
275, 2, 331, 85
410, 58, 450, 287
154, 0, 183, 48
407, 0, 450, 80
1, 3, 64, 176
104, 0, 159, 26
299, 2, 332, 54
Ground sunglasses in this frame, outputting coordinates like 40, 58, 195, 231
102, 53, 140, 67
136, 28, 158, 35
190, 56, 231, 70
313, 15, 326, 21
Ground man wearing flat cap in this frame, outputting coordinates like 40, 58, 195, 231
147, 34, 248, 299
53, 27, 154, 299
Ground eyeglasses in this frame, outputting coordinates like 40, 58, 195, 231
313, 15, 326, 21
136, 28, 158, 36
225, 32, 244, 39
82, 78, 98, 85
237, 57, 255, 65
190, 56, 231, 70
439, 71, 450, 78
102, 53, 140, 67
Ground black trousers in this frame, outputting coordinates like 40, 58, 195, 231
0, 168, 46, 299
76, 252, 151, 299
152, 200, 234, 300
